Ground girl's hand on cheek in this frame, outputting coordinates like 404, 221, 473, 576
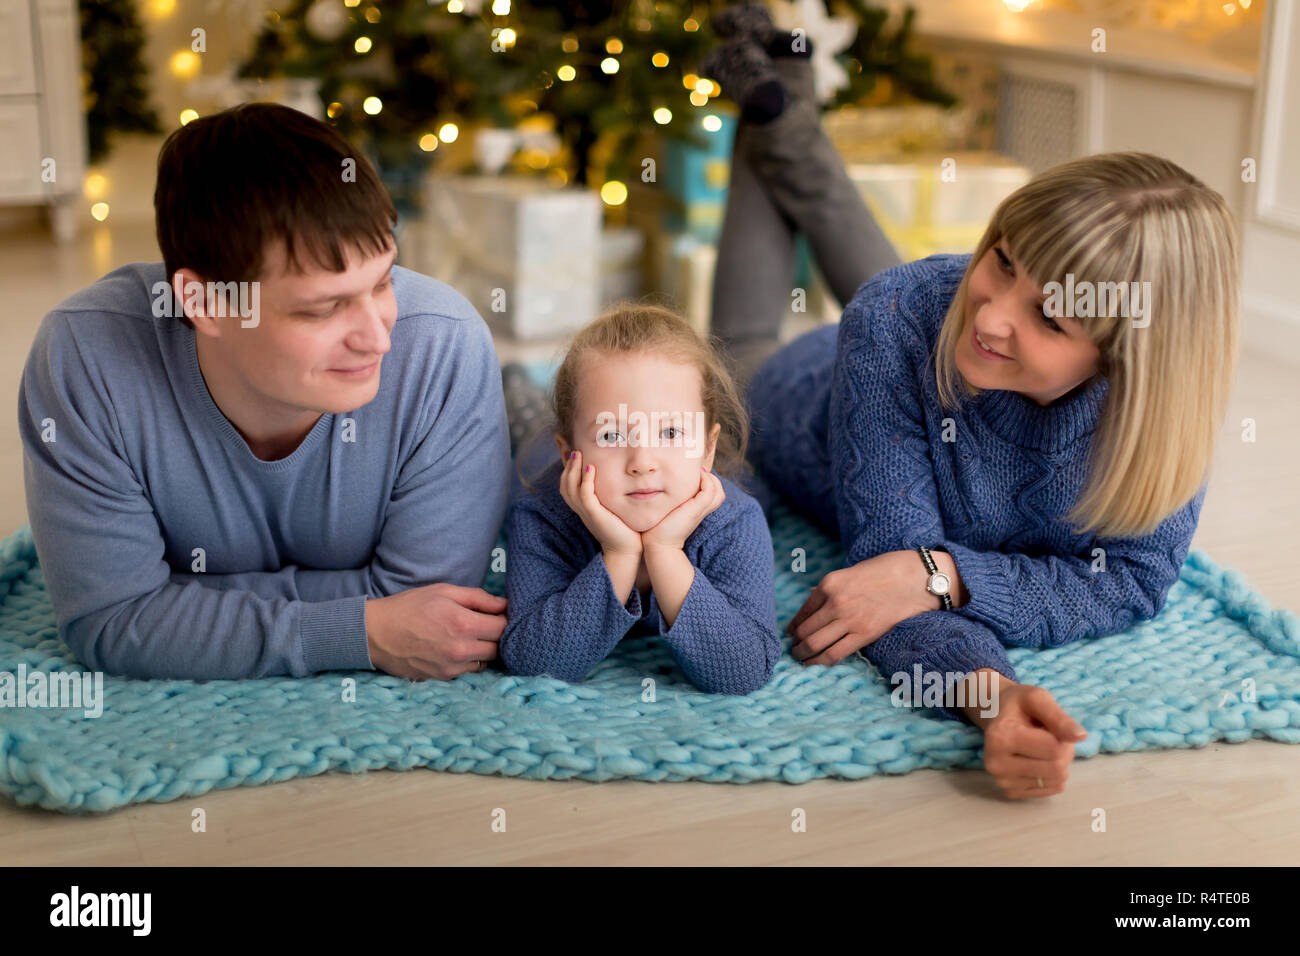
558, 451, 643, 555
642, 468, 725, 552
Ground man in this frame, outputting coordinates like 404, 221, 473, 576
17, 103, 511, 681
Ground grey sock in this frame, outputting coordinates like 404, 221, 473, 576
501, 363, 551, 456
739, 59, 903, 306
700, 38, 788, 124
712, 3, 779, 45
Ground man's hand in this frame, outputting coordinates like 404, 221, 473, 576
788, 551, 937, 664
365, 583, 507, 680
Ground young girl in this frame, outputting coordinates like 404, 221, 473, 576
500, 304, 781, 694
703, 6, 1241, 798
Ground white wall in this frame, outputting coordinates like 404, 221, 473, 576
1242, 0, 1300, 366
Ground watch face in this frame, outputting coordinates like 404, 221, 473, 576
931, 573, 951, 595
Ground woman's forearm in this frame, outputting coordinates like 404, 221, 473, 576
955, 668, 1014, 730
880, 549, 969, 623
930, 548, 969, 608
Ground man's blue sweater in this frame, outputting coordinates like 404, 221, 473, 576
502, 455, 782, 694
18, 262, 511, 680
747, 254, 1204, 720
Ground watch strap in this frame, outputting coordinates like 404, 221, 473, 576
916, 546, 953, 611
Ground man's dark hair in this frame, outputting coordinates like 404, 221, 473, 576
153, 102, 398, 329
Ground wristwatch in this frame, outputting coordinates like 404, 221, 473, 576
916, 546, 952, 611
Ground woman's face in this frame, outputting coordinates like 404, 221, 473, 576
956, 242, 1102, 405
555, 351, 722, 533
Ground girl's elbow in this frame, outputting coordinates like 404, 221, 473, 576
732, 666, 777, 695
500, 657, 590, 683
698, 652, 777, 695
499, 636, 593, 683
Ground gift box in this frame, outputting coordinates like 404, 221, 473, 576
657, 232, 716, 336
656, 231, 838, 337
658, 112, 739, 242
600, 226, 645, 306
413, 173, 602, 340
845, 151, 1031, 260
825, 103, 976, 162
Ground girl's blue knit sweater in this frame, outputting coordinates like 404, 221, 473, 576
502, 457, 782, 694
746, 253, 1205, 720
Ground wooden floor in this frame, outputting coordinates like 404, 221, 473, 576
1, 215, 1297, 866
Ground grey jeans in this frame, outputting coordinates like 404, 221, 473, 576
710, 55, 902, 388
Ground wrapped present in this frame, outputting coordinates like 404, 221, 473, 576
846, 151, 1031, 260
659, 112, 738, 241
825, 55, 1002, 159
656, 231, 839, 337
657, 233, 716, 336
600, 226, 645, 306
413, 173, 602, 341
825, 103, 977, 162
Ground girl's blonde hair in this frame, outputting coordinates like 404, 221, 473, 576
933, 151, 1240, 539
517, 300, 752, 495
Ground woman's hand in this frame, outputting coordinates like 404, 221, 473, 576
641, 468, 725, 553
975, 680, 1087, 799
788, 551, 937, 664
558, 451, 642, 556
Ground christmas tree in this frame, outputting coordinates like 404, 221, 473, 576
81, 0, 163, 163
238, 0, 956, 199
834, 0, 957, 109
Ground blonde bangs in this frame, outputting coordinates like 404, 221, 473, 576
933, 152, 1240, 539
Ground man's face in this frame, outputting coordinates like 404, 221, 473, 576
184, 236, 399, 417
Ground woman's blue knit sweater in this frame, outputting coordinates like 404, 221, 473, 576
746, 253, 1204, 719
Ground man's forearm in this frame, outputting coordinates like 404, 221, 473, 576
169, 564, 373, 603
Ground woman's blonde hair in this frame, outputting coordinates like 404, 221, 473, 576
933, 151, 1240, 539
517, 300, 752, 495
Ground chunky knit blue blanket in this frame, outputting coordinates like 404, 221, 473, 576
2, 499, 1298, 814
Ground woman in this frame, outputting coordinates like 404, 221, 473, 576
705, 5, 1241, 799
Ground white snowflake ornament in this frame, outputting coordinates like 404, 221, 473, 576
769, 0, 859, 103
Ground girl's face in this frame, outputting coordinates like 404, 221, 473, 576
956, 242, 1103, 406
555, 351, 722, 534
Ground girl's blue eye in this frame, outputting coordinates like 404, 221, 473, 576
662, 426, 680, 440
1041, 308, 1064, 333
